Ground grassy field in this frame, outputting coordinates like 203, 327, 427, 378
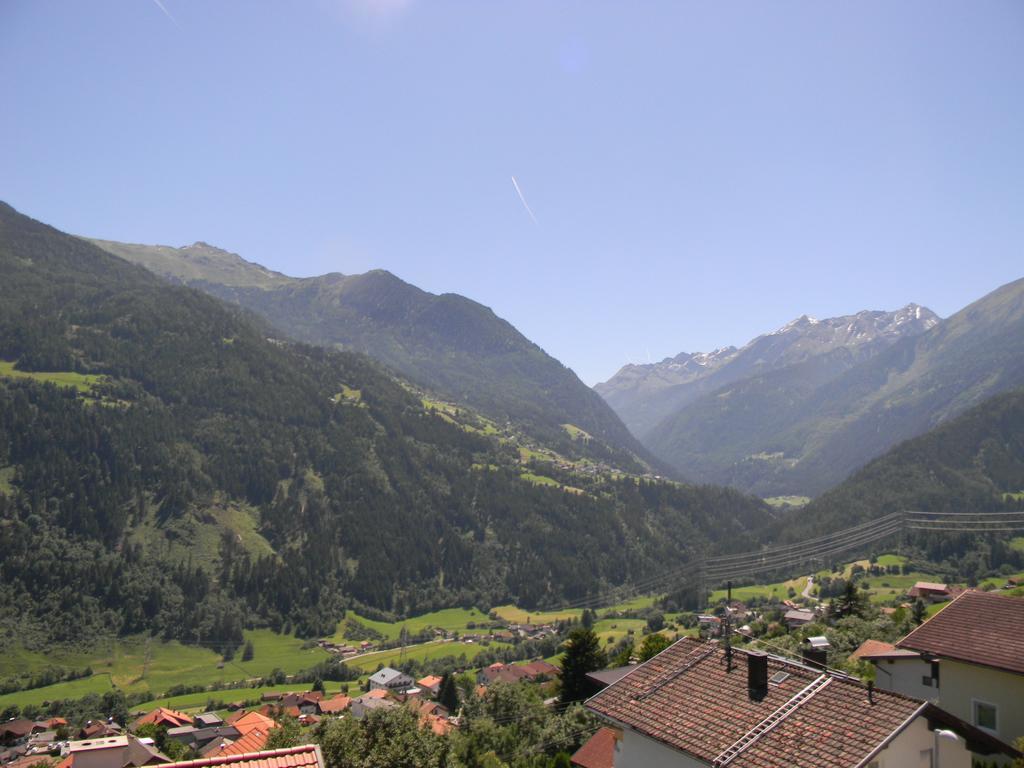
0, 360, 104, 393
344, 640, 509, 676
1011, 537, 1024, 553
763, 496, 811, 508
0, 630, 330, 710
709, 576, 807, 604
519, 471, 561, 488
326, 608, 491, 644
139, 681, 350, 713
491, 605, 581, 625
561, 424, 591, 441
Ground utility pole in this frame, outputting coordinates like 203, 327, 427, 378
724, 580, 733, 672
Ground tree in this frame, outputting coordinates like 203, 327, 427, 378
265, 715, 301, 750
609, 641, 633, 668
437, 672, 459, 714
639, 633, 671, 662
580, 609, 595, 630
312, 678, 325, 694
912, 598, 927, 626
242, 639, 254, 662
559, 626, 604, 704
833, 581, 866, 620
645, 612, 664, 633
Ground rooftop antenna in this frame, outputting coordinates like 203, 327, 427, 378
724, 580, 733, 672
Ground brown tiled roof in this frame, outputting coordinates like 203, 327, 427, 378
897, 590, 1024, 675
849, 640, 920, 662
570, 727, 617, 768
163, 745, 323, 768
316, 696, 350, 714
586, 638, 926, 768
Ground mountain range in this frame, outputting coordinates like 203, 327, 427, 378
597, 282, 1024, 498
0, 202, 771, 649
90, 238, 654, 472
596, 305, 940, 440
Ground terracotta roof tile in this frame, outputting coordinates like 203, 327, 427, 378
897, 590, 1024, 674
586, 638, 926, 768
849, 640, 920, 661
570, 727, 617, 768
161, 745, 323, 768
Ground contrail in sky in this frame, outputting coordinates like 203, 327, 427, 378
511, 176, 538, 225
150, 0, 180, 27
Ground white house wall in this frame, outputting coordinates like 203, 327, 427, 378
613, 728, 707, 768
872, 657, 937, 701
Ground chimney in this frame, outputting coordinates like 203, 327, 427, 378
802, 647, 828, 669
747, 651, 768, 699
867, 681, 875, 705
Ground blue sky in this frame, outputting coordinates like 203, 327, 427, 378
2, 1, 1022, 385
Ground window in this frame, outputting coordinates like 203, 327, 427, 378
921, 675, 933, 687
918, 748, 934, 768
973, 700, 998, 732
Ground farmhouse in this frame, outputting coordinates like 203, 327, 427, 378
368, 667, 414, 693
907, 582, 953, 602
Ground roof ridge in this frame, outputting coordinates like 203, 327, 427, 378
633, 642, 717, 701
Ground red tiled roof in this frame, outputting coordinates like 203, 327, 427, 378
586, 638, 927, 768
131, 708, 192, 731
162, 745, 323, 768
849, 640, 920, 662
201, 730, 269, 758
571, 727, 617, 768
316, 696, 350, 714
898, 590, 1024, 675
416, 676, 442, 689
228, 712, 277, 737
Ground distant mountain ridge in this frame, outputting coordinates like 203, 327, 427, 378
775, 386, 1024, 542
640, 277, 1024, 497
90, 238, 656, 471
596, 304, 940, 440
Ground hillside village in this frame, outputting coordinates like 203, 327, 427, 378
4, 560, 1023, 768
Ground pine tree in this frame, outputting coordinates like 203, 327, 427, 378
912, 598, 927, 625
242, 639, 254, 662
438, 672, 459, 713
559, 626, 604, 704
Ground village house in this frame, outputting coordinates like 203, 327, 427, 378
584, 637, 1019, 767
164, 725, 241, 753
907, 582, 953, 603
416, 675, 443, 697
129, 709, 191, 732
783, 607, 816, 629
855, 590, 1024, 758
202, 711, 278, 758
59, 735, 169, 768
316, 695, 351, 717
349, 691, 397, 720
368, 667, 414, 693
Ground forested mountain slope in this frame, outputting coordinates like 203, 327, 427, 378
91, 238, 653, 471
776, 387, 1024, 541
644, 277, 1024, 497
0, 203, 770, 650
597, 306, 938, 440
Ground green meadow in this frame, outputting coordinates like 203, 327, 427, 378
0, 360, 104, 393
